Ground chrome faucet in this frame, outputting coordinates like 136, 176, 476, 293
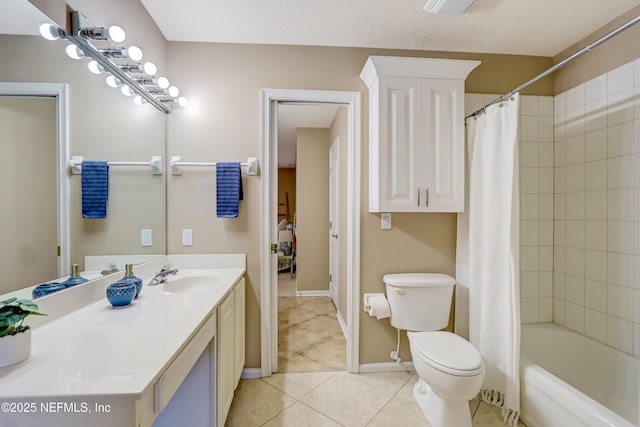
149, 264, 179, 285
100, 264, 119, 275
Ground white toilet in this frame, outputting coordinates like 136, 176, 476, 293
383, 273, 484, 427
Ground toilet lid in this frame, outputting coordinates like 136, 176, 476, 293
409, 331, 484, 376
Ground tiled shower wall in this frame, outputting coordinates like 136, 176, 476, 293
518, 95, 555, 324
553, 59, 640, 357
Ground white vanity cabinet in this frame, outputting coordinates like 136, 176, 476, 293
0, 256, 247, 427
217, 277, 246, 427
360, 56, 480, 212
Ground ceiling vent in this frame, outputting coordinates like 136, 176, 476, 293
423, 0, 476, 15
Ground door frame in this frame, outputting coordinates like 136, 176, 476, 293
0, 82, 69, 278
329, 137, 340, 308
260, 89, 361, 376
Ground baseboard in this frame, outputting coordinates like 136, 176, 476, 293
336, 310, 347, 338
359, 361, 415, 373
295, 290, 330, 297
241, 368, 262, 379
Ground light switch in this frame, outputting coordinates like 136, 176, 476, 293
182, 228, 193, 246
141, 229, 153, 246
381, 213, 392, 230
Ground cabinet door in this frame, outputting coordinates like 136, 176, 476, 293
421, 79, 465, 212
217, 291, 235, 427
234, 279, 245, 386
376, 77, 422, 212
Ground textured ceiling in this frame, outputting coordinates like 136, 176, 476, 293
140, 0, 640, 57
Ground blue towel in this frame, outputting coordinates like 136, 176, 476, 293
81, 161, 109, 218
216, 162, 243, 218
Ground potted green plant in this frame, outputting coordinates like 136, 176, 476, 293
0, 298, 46, 367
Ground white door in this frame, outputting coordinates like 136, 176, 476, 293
329, 138, 340, 307
0, 97, 58, 291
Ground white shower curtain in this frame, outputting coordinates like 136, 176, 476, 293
458, 94, 521, 425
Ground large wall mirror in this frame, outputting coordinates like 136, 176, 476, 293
0, 0, 166, 297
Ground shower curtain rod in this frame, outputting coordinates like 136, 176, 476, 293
466, 14, 640, 120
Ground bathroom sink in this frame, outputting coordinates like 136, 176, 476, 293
161, 275, 219, 294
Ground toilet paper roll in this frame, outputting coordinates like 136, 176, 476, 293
366, 294, 390, 320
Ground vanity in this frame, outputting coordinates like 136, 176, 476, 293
0, 254, 246, 427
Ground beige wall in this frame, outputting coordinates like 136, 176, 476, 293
553, 5, 640, 93
296, 128, 331, 292
165, 42, 553, 367
329, 107, 349, 320
0, 98, 57, 292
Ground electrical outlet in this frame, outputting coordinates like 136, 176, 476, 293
381, 213, 392, 230
182, 228, 193, 246
141, 229, 152, 246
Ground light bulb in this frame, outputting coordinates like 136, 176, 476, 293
177, 97, 188, 107
107, 26, 126, 43
106, 75, 122, 88
157, 77, 170, 89
121, 85, 134, 96
133, 96, 146, 106
39, 23, 61, 41
168, 86, 180, 97
125, 46, 143, 61
87, 61, 104, 74
143, 62, 157, 76
65, 45, 85, 60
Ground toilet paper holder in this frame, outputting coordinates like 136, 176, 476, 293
363, 292, 384, 311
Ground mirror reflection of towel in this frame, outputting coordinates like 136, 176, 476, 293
216, 162, 242, 218
81, 161, 109, 218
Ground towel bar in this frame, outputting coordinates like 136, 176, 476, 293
169, 156, 259, 176
69, 155, 163, 175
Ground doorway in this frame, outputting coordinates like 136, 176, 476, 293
0, 82, 69, 294
260, 89, 361, 377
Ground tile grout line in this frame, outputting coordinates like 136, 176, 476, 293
259, 371, 343, 427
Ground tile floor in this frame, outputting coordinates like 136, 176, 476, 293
278, 293, 347, 372
227, 275, 528, 426
226, 371, 527, 426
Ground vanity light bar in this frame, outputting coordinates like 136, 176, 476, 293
39, 11, 187, 113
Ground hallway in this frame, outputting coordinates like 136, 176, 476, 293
278, 294, 347, 372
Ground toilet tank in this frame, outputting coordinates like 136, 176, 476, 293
383, 273, 455, 331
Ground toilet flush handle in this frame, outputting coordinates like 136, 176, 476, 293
393, 288, 405, 295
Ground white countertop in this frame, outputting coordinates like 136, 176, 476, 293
0, 255, 245, 400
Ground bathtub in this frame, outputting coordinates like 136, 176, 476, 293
520, 323, 639, 427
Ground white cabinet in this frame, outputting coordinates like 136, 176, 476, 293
360, 56, 480, 212
217, 277, 246, 427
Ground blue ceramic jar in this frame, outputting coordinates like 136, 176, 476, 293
122, 263, 143, 298
106, 280, 136, 307
32, 282, 66, 299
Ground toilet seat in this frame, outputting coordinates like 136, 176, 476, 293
408, 331, 484, 377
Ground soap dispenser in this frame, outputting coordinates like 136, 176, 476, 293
63, 264, 89, 288
122, 263, 143, 298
